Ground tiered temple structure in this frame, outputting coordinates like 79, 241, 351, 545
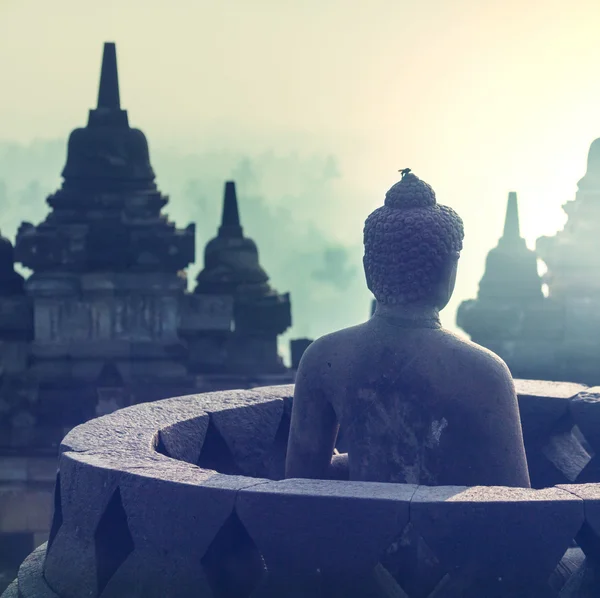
0, 42, 294, 586
458, 140, 600, 384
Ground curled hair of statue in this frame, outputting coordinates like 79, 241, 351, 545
363, 172, 464, 305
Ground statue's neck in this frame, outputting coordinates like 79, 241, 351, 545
372, 302, 441, 329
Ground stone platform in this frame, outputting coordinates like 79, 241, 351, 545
4, 381, 600, 597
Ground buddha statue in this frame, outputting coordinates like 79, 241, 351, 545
286, 171, 531, 487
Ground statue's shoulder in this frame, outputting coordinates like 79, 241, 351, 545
297, 324, 366, 374
439, 328, 513, 385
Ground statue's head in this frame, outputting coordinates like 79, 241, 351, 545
363, 172, 464, 310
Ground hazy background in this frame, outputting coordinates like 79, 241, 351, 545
0, 0, 599, 359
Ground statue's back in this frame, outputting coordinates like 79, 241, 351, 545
315, 319, 530, 487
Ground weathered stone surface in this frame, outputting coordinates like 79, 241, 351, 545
516, 379, 585, 439
43, 387, 291, 597
210, 399, 283, 476
237, 478, 415, 575
100, 551, 215, 598
43, 452, 123, 598
570, 388, 600, 450
157, 413, 209, 464
412, 485, 584, 590
0, 579, 17, 598
60, 395, 205, 454
515, 379, 586, 400
12, 386, 600, 597
17, 545, 58, 598
559, 483, 600, 563
120, 469, 265, 554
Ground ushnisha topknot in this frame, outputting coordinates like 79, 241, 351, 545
363, 170, 464, 305
385, 171, 437, 209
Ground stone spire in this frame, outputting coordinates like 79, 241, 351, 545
60, 41, 152, 187
195, 181, 270, 296
218, 181, 243, 238
476, 192, 542, 301
457, 191, 543, 344
96, 42, 120, 110
501, 192, 520, 244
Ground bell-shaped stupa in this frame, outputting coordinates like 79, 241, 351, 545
16, 42, 195, 274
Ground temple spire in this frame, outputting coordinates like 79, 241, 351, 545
501, 191, 521, 243
97, 42, 120, 110
218, 181, 243, 238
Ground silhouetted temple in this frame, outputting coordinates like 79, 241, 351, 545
189, 181, 291, 374
458, 140, 600, 384
0, 42, 293, 580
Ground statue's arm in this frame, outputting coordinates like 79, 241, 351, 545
285, 344, 339, 480
475, 359, 532, 488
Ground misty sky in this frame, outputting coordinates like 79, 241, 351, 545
0, 0, 599, 349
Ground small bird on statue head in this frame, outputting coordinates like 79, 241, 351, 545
399, 168, 412, 178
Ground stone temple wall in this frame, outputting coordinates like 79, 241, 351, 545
4, 382, 600, 597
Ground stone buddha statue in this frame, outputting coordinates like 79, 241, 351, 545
286, 171, 531, 487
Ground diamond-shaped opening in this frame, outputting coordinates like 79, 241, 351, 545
572, 425, 595, 458
201, 509, 265, 598
541, 417, 592, 483
380, 522, 446, 598
548, 544, 586, 595
94, 487, 134, 595
575, 520, 600, 564
46, 471, 63, 553
571, 424, 600, 483
196, 419, 242, 475
264, 414, 290, 480
335, 427, 349, 454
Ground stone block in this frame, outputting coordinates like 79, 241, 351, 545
103, 472, 263, 598
570, 388, 600, 450
515, 379, 586, 440
411, 485, 584, 594
43, 452, 123, 598
237, 478, 415, 575
45, 388, 283, 598
17, 544, 58, 598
